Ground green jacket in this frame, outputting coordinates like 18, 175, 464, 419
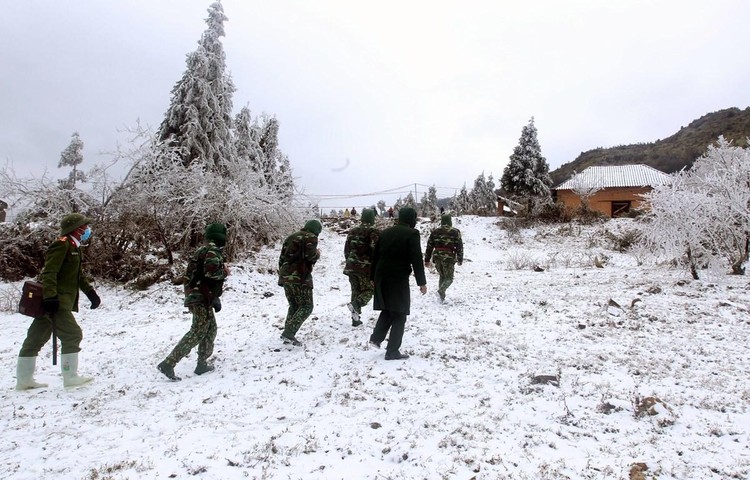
40, 236, 93, 312
183, 241, 227, 306
278, 230, 320, 287
343, 224, 380, 276
425, 226, 464, 264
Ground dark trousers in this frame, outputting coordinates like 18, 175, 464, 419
370, 310, 406, 354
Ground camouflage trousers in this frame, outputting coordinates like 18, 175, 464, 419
434, 255, 457, 298
283, 284, 314, 337
347, 273, 374, 314
165, 303, 216, 366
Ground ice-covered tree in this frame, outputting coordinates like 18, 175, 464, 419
501, 117, 552, 211
234, 107, 295, 201
420, 185, 439, 217
58, 132, 86, 189
157, 1, 235, 172
568, 170, 602, 212
403, 192, 417, 210
640, 137, 750, 278
274, 153, 295, 202
377, 200, 386, 216
471, 173, 497, 215
454, 184, 471, 215
234, 106, 264, 180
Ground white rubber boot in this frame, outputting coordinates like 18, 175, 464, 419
61, 353, 93, 388
16, 356, 48, 390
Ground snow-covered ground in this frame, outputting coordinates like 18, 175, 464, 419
1, 216, 749, 480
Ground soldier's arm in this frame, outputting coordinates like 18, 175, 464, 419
455, 230, 464, 264
410, 231, 427, 287
424, 232, 435, 263
304, 236, 320, 264
344, 234, 351, 259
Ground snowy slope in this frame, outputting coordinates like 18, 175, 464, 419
1, 216, 748, 479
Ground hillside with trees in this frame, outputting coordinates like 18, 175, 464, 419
550, 107, 750, 185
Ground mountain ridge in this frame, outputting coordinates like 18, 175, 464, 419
550, 107, 750, 186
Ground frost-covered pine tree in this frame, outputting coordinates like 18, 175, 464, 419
274, 153, 295, 202
481, 174, 497, 214
258, 115, 280, 185
403, 192, 417, 210
393, 197, 405, 212
501, 117, 552, 212
58, 132, 86, 189
234, 105, 264, 182
454, 184, 471, 215
469, 172, 497, 215
157, 1, 236, 172
420, 185, 439, 217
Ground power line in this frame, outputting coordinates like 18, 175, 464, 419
303, 182, 463, 200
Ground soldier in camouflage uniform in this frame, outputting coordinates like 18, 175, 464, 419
424, 214, 463, 303
158, 223, 229, 381
278, 220, 322, 346
343, 208, 380, 326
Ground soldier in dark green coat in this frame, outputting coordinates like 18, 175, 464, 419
16, 213, 102, 390
369, 207, 426, 360
424, 214, 464, 302
278, 219, 322, 346
343, 208, 380, 327
158, 223, 229, 381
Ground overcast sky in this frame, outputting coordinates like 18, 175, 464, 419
2, 0, 749, 210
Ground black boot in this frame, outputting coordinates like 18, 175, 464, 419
385, 351, 409, 360
157, 360, 181, 381
194, 359, 215, 375
280, 333, 302, 346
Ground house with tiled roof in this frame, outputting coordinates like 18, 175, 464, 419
553, 165, 672, 217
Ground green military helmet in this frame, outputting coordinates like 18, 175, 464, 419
205, 223, 227, 247
303, 219, 323, 236
441, 214, 452, 227
60, 213, 93, 236
361, 208, 375, 225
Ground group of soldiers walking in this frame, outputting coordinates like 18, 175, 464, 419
14, 208, 463, 389
278, 207, 464, 361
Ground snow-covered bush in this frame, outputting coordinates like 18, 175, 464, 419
640, 137, 750, 278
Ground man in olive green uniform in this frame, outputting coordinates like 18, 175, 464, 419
16, 213, 102, 390
278, 220, 322, 346
158, 223, 229, 381
343, 208, 380, 327
369, 207, 426, 360
424, 214, 464, 303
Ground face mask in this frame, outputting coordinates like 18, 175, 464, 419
81, 227, 92, 242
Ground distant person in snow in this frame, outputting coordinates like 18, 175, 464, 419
343, 208, 380, 327
350, 207, 357, 217
424, 214, 463, 303
277, 220, 322, 346
158, 223, 229, 381
16, 213, 101, 390
343, 208, 351, 219
387, 207, 394, 218
369, 207, 426, 360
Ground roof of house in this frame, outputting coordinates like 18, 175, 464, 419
554, 164, 672, 190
